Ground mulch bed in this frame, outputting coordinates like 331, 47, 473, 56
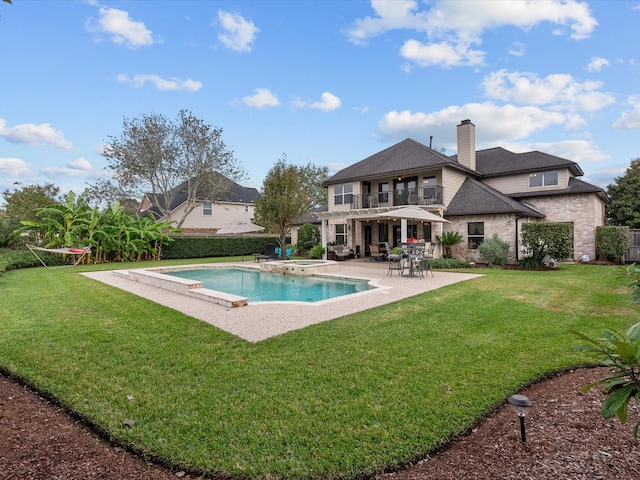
1, 367, 639, 479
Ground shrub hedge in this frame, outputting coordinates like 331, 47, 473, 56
161, 236, 286, 260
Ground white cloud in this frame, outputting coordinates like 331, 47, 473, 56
507, 41, 525, 57
310, 92, 342, 112
0, 157, 31, 177
242, 88, 280, 108
0, 119, 74, 151
41, 157, 95, 178
587, 56, 610, 72
293, 92, 342, 112
88, 7, 154, 48
345, 0, 597, 68
217, 10, 259, 52
525, 140, 609, 163
343, 0, 427, 46
612, 95, 640, 129
116, 74, 203, 92
377, 102, 574, 147
481, 70, 615, 112
400, 38, 485, 68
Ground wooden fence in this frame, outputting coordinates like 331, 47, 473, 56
629, 229, 640, 262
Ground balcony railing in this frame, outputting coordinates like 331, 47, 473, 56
335, 186, 444, 210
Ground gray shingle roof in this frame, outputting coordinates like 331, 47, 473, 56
293, 204, 327, 225
471, 147, 583, 177
140, 173, 258, 218
507, 177, 608, 200
324, 138, 473, 185
445, 178, 545, 217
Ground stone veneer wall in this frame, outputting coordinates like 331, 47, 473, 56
445, 193, 605, 264
524, 193, 604, 261
447, 214, 518, 264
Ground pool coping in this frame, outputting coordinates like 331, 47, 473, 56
82, 261, 483, 343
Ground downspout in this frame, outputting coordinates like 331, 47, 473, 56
515, 215, 525, 262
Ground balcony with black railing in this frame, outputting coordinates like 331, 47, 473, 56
334, 186, 444, 210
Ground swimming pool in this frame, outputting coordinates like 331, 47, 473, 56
167, 267, 371, 303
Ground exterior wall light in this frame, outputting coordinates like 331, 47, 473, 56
507, 394, 532, 443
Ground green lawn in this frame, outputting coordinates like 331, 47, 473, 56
0, 261, 637, 479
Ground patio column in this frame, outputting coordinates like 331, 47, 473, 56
401, 219, 408, 243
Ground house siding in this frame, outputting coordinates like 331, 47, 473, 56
166, 202, 255, 232
441, 168, 468, 206
482, 169, 570, 195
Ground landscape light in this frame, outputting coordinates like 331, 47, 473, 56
507, 394, 532, 443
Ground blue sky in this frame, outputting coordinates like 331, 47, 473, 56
1, 0, 639, 206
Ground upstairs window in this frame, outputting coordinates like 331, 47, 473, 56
202, 202, 213, 216
529, 171, 558, 187
468, 222, 484, 249
334, 184, 353, 206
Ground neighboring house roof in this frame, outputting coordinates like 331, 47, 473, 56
507, 177, 608, 200
445, 178, 545, 217
138, 173, 258, 218
293, 204, 327, 225
468, 147, 584, 177
324, 138, 474, 186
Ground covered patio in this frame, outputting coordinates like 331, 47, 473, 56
316, 205, 450, 260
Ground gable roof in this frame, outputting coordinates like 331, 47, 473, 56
324, 138, 474, 185
139, 172, 258, 218
445, 178, 545, 217
469, 147, 584, 177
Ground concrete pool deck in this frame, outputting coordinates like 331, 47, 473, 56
82, 261, 482, 343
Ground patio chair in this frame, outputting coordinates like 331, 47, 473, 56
416, 242, 436, 277
254, 243, 277, 262
385, 243, 403, 276
369, 244, 385, 261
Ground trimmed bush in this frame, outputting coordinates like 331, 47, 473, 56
310, 245, 325, 259
596, 225, 630, 262
518, 256, 545, 269
521, 222, 573, 261
478, 233, 509, 267
429, 257, 471, 269
162, 236, 284, 259
0, 248, 66, 270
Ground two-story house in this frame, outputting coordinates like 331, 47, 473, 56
138, 173, 259, 236
318, 119, 607, 263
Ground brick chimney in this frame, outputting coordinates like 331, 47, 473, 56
456, 119, 476, 171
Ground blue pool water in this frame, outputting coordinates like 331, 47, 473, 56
167, 268, 371, 302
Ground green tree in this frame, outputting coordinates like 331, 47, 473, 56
254, 159, 309, 257
607, 158, 640, 228
90, 110, 245, 228
2, 183, 60, 227
297, 223, 321, 255
297, 162, 329, 209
